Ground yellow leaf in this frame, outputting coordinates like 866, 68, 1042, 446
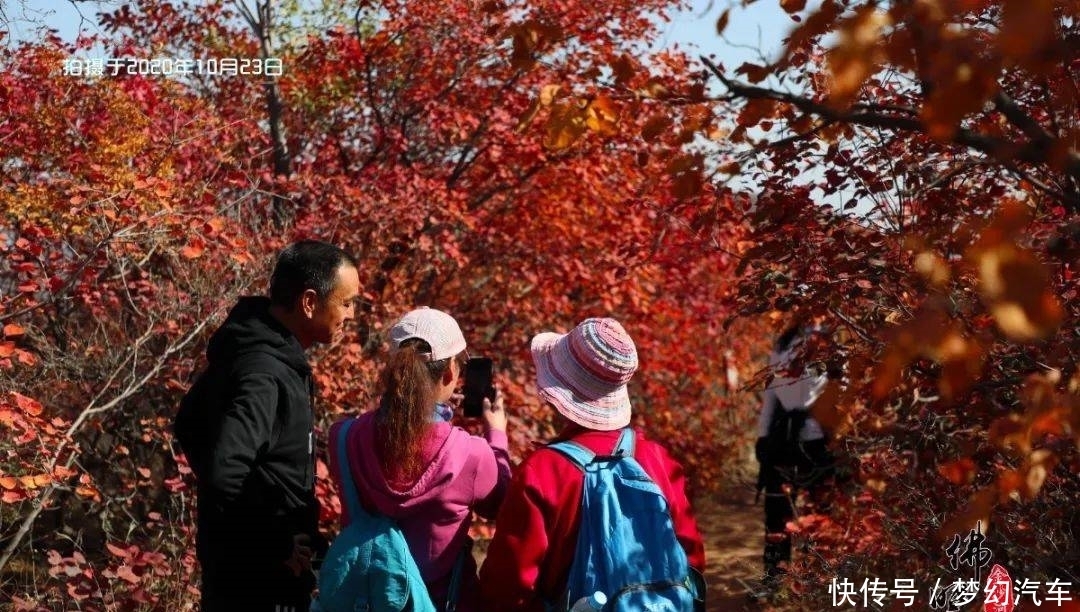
18, 474, 51, 489
585, 95, 618, 136
827, 7, 890, 105
539, 84, 560, 107
543, 102, 586, 151
975, 244, 1064, 342
914, 251, 951, 287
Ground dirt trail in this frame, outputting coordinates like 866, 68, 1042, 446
696, 490, 764, 612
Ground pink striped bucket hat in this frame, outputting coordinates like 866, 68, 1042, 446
530, 317, 638, 431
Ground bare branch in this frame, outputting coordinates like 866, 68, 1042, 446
0, 313, 216, 573
700, 55, 1080, 210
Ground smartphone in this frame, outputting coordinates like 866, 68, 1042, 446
461, 357, 495, 418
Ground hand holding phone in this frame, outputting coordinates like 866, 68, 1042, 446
462, 357, 496, 418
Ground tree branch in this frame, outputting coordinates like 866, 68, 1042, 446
700, 56, 1080, 210
0, 314, 215, 573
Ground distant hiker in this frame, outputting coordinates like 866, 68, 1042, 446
755, 324, 837, 587
326, 307, 511, 612
173, 240, 360, 612
480, 317, 706, 611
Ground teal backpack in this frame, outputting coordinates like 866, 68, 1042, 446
315, 419, 464, 612
548, 428, 705, 611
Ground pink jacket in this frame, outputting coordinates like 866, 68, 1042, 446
328, 412, 511, 611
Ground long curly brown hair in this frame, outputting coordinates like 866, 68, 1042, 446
375, 339, 452, 481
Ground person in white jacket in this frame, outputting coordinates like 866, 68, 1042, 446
754, 324, 837, 586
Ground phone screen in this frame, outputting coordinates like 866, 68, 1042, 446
461, 357, 494, 418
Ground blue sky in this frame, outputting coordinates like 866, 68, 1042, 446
6, 0, 802, 69
659, 0, 804, 68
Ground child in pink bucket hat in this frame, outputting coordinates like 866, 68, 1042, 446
530, 317, 637, 431
480, 317, 706, 611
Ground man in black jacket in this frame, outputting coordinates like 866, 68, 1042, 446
175, 240, 360, 612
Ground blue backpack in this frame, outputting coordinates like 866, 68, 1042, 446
548, 428, 704, 612
316, 419, 465, 612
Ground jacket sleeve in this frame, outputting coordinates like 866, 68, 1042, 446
651, 442, 707, 572
470, 428, 512, 519
479, 461, 550, 612
757, 387, 776, 439
203, 371, 294, 561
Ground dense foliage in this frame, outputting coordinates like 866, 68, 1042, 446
1, 0, 1077, 609
1, 0, 758, 608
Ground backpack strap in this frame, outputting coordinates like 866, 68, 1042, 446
444, 539, 471, 612
548, 427, 636, 469
334, 418, 373, 523
547, 439, 595, 470
613, 426, 635, 458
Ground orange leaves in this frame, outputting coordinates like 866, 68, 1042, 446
809, 380, 848, 435
826, 6, 891, 106
180, 238, 206, 259
966, 201, 1064, 343
983, 370, 1076, 510
998, 0, 1059, 69
584, 95, 618, 137
18, 473, 52, 489
507, 19, 563, 70
938, 457, 977, 486
994, 449, 1060, 504
871, 302, 985, 403
989, 370, 1078, 456
640, 115, 673, 142
665, 153, 705, 199
873, 200, 1065, 405
734, 62, 770, 84
736, 98, 779, 128
543, 101, 588, 151
0, 391, 80, 504
1, 324, 35, 368
541, 94, 620, 151
913, 251, 951, 288
12, 392, 43, 417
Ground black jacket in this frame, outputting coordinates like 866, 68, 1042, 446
175, 296, 325, 599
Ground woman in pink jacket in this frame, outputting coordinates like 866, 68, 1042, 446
328, 307, 510, 611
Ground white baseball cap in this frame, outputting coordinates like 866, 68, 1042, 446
389, 307, 467, 361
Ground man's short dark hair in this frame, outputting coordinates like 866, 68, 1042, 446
269, 240, 357, 308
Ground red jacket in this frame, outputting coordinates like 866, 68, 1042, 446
479, 426, 706, 612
